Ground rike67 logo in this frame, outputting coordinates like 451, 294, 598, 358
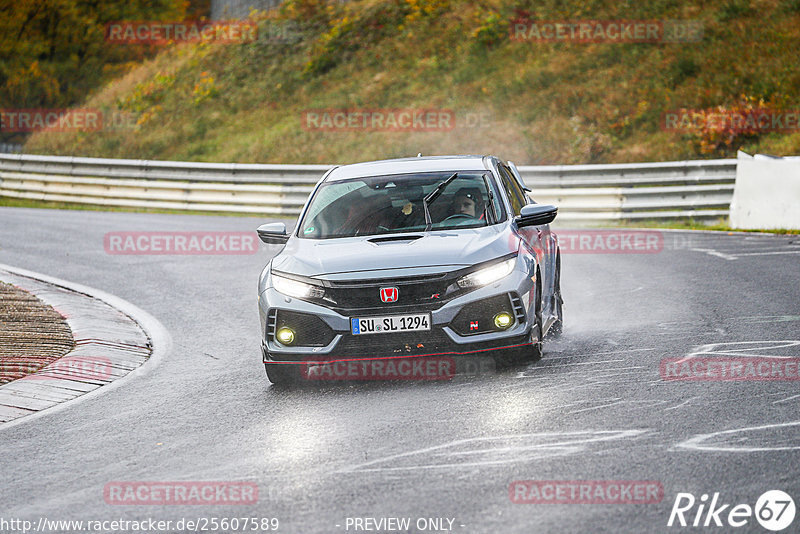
668, 490, 796, 531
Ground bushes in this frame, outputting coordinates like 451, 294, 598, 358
674, 96, 773, 155
303, 1, 409, 76
0, 0, 185, 143
471, 12, 507, 49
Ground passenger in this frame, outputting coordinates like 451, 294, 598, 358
336, 195, 391, 235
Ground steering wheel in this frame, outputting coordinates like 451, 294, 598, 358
443, 213, 476, 222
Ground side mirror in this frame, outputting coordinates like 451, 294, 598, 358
516, 204, 557, 228
257, 222, 289, 244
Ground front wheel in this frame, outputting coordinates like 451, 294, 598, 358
526, 275, 544, 361
548, 254, 563, 338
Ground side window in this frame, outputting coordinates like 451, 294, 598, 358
503, 165, 529, 207
485, 174, 507, 223
498, 166, 525, 216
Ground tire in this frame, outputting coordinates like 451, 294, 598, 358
548, 254, 563, 338
265, 363, 296, 386
526, 274, 544, 362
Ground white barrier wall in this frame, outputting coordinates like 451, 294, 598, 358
730, 151, 800, 230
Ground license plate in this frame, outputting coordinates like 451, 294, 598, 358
351, 313, 431, 335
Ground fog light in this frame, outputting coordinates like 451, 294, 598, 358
276, 327, 295, 345
494, 312, 513, 329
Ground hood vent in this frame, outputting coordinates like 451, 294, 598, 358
367, 234, 424, 245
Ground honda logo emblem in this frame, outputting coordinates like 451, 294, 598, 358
380, 287, 399, 303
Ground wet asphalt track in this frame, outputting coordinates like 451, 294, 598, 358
1, 206, 800, 534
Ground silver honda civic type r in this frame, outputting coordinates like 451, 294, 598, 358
257, 155, 563, 384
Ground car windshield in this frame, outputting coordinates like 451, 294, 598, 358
299, 172, 495, 239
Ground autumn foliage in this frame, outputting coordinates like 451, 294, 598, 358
0, 0, 187, 143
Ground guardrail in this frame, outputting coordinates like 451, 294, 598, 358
0, 153, 736, 224
523, 159, 736, 223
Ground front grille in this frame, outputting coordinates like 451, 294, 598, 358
322, 271, 462, 314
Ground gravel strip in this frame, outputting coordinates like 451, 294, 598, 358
0, 282, 75, 384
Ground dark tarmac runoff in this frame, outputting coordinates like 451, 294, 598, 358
1, 206, 799, 533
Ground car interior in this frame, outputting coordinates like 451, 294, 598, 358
302, 175, 492, 238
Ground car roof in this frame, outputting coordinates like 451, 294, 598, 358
324, 155, 497, 182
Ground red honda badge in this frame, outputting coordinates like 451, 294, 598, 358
380, 287, 399, 303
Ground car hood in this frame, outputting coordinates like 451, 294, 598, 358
271, 226, 518, 280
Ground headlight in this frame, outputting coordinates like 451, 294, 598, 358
272, 274, 325, 299
457, 257, 516, 289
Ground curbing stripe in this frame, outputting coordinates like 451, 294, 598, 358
0, 263, 171, 429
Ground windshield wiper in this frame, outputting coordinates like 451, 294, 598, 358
423, 172, 458, 231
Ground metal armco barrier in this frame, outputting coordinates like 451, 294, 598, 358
522, 159, 735, 223
0, 154, 736, 224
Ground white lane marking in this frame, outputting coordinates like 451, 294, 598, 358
735, 250, 800, 257
731, 315, 800, 324
677, 421, 800, 452
684, 352, 792, 359
691, 340, 800, 352
773, 395, 800, 405
665, 397, 698, 411
672, 340, 800, 365
697, 245, 800, 252
690, 248, 737, 260
690, 244, 800, 260
338, 430, 648, 472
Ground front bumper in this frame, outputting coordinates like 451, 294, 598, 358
258, 268, 536, 365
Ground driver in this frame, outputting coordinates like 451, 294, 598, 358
450, 187, 484, 219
